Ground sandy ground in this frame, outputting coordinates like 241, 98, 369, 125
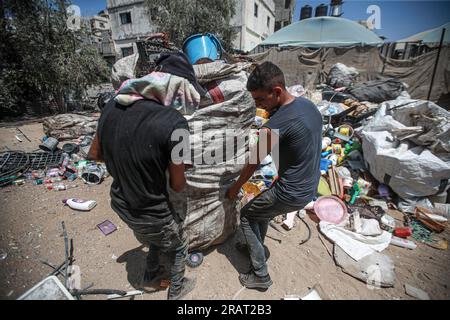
1, 123, 449, 300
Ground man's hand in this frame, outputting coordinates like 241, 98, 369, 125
225, 128, 276, 201
226, 183, 241, 200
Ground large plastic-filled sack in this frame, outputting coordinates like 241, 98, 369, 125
168, 61, 256, 251
43, 113, 99, 141
360, 98, 450, 200
327, 63, 359, 88
349, 79, 405, 103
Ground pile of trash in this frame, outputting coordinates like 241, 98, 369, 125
43, 113, 100, 141
306, 64, 449, 289
259, 63, 449, 290
0, 133, 109, 190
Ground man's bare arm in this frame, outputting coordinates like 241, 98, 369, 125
226, 128, 276, 199
87, 130, 104, 162
168, 162, 186, 193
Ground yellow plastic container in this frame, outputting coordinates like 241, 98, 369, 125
256, 108, 270, 119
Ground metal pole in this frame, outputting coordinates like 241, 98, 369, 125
62, 221, 69, 288
427, 28, 446, 101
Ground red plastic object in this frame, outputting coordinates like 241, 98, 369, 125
394, 227, 412, 239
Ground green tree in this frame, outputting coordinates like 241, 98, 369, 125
145, 0, 237, 51
0, 0, 109, 118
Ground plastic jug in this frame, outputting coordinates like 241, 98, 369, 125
390, 236, 417, 249
63, 199, 97, 211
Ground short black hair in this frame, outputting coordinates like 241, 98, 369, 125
247, 62, 286, 92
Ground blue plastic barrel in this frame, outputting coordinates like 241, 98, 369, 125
183, 33, 223, 64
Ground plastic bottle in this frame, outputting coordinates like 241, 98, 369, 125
31, 170, 45, 179
13, 179, 25, 186
61, 153, 70, 168
321, 150, 332, 158
46, 168, 60, 178
344, 141, 353, 155
24, 172, 33, 181
44, 177, 63, 184
390, 236, 417, 249
328, 154, 338, 166
63, 199, 97, 211
322, 137, 332, 150
48, 184, 78, 191
350, 183, 360, 205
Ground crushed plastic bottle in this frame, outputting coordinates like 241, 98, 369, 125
63, 199, 97, 211
13, 179, 25, 186
48, 184, 79, 191
390, 236, 417, 249
46, 168, 60, 178
44, 177, 63, 184
67, 174, 78, 182
31, 170, 45, 179
61, 153, 70, 168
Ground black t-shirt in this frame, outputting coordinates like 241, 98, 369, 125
97, 99, 189, 232
264, 97, 323, 206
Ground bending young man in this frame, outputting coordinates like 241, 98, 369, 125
226, 62, 322, 290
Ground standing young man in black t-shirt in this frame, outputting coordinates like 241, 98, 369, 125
226, 62, 322, 291
89, 53, 206, 300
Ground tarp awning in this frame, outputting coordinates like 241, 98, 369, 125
261, 16, 383, 48
398, 22, 450, 45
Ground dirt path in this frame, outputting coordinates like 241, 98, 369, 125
1, 124, 449, 300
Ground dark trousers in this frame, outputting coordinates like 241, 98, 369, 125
240, 188, 305, 277
133, 219, 188, 292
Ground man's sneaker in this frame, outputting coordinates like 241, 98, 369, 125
239, 271, 273, 291
139, 266, 168, 291
235, 242, 271, 261
168, 277, 196, 300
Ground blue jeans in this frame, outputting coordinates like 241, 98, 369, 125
240, 188, 305, 277
133, 219, 188, 292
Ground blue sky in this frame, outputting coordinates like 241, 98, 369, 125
72, 0, 450, 41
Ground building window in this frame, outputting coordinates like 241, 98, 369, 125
99, 22, 105, 28
285, 0, 291, 9
121, 47, 134, 57
275, 21, 282, 31
254, 3, 258, 17
267, 17, 270, 28
120, 12, 132, 25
